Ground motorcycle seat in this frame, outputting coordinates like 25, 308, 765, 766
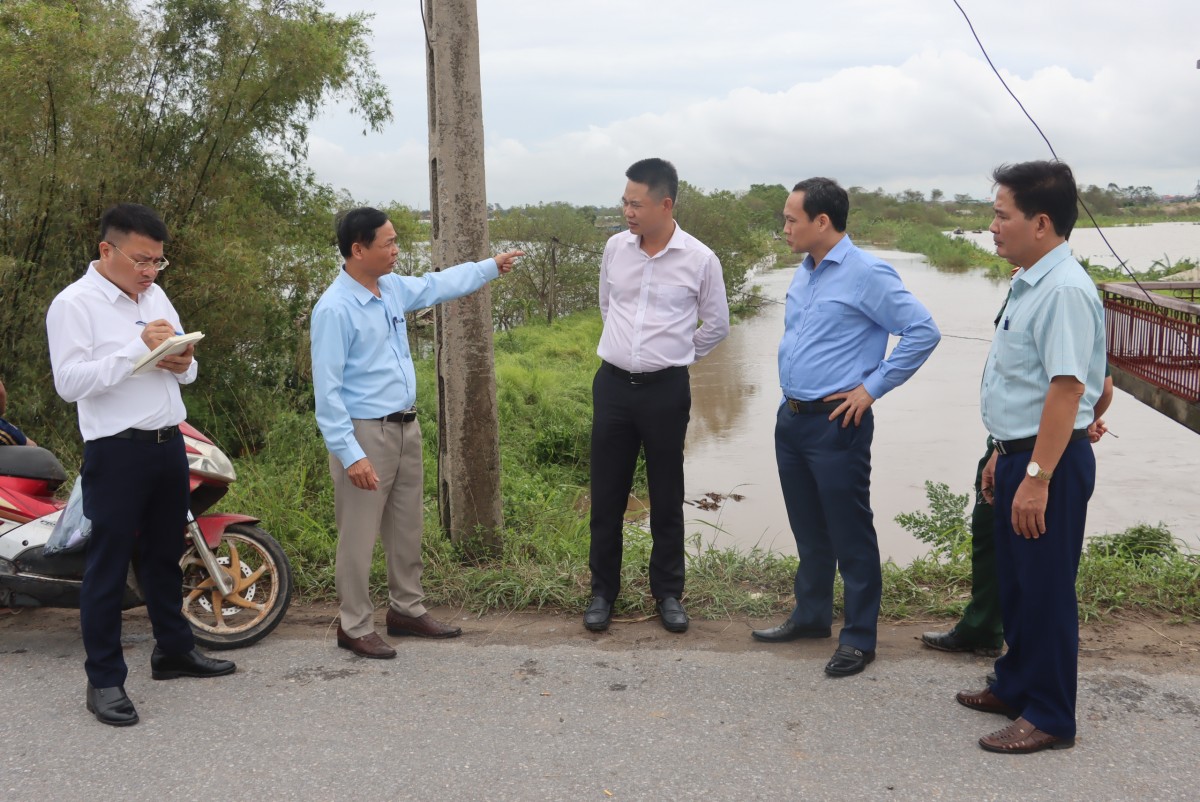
0, 446, 68, 488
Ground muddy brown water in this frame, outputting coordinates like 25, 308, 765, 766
683, 228, 1200, 564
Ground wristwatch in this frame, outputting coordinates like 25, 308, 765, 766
1026, 461, 1053, 481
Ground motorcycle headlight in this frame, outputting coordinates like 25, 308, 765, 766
185, 437, 238, 483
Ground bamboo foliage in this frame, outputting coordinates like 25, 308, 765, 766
0, 0, 390, 459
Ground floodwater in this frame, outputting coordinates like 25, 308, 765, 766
684, 224, 1200, 564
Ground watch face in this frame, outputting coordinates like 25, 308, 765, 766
1027, 461, 1040, 478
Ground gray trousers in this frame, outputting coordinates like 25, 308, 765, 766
330, 418, 427, 637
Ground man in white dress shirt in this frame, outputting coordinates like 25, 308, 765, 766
47, 204, 234, 727
584, 158, 730, 633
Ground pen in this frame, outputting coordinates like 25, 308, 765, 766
136, 320, 185, 336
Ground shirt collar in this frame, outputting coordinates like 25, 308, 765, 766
623, 220, 687, 254
337, 265, 383, 306
802, 234, 853, 272
84, 262, 147, 305
1014, 241, 1073, 288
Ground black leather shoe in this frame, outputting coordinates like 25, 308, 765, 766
583, 597, 612, 632
86, 683, 139, 727
656, 597, 689, 633
920, 629, 1002, 657
751, 619, 832, 642
824, 643, 876, 677
151, 647, 237, 680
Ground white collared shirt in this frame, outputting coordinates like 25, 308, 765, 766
596, 223, 730, 373
46, 263, 196, 441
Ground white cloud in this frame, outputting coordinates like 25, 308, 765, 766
307, 0, 1200, 207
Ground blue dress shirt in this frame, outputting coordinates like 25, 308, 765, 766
980, 242, 1105, 441
311, 259, 499, 468
777, 236, 940, 401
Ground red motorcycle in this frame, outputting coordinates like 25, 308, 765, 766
0, 422, 292, 649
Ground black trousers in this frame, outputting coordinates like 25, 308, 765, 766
80, 433, 194, 688
588, 363, 690, 602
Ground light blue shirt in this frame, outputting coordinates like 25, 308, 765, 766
980, 242, 1105, 441
777, 236, 940, 401
311, 259, 499, 468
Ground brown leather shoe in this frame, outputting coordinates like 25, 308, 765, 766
386, 609, 462, 639
979, 717, 1075, 754
956, 687, 1018, 718
336, 625, 397, 659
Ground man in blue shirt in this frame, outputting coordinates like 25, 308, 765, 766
957, 161, 1106, 754
752, 177, 940, 677
311, 207, 522, 659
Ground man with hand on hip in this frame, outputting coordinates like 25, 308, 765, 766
311, 206, 522, 659
753, 178, 940, 678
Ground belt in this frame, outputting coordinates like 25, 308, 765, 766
602, 361, 687, 385
379, 409, 417, 424
108, 426, 180, 444
993, 428, 1088, 456
786, 398, 841, 414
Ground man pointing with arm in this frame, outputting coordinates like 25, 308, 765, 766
311, 206, 522, 658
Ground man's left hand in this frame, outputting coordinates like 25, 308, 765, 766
1011, 477, 1048, 539
824, 384, 875, 428
156, 344, 194, 374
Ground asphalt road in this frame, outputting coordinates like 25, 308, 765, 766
2, 612, 1198, 801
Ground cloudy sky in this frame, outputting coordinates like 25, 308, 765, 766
308, 1, 1200, 209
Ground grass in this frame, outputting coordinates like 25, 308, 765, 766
849, 217, 1011, 277
222, 311, 1199, 625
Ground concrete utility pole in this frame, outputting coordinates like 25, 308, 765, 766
424, 0, 503, 552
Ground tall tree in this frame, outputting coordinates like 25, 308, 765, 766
0, 0, 389, 457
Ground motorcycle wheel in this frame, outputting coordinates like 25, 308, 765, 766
180, 523, 293, 650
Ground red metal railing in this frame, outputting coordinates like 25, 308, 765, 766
1102, 283, 1200, 403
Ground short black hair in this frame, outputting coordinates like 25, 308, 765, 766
991, 160, 1079, 238
626, 158, 679, 203
791, 177, 849, 232
99, 203, 169, 244
336, 207, 390, 258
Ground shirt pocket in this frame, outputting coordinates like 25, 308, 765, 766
800, 299, 849, 330
653, 283, 695, 321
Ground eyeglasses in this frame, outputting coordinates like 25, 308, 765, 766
105, 241, 170, 273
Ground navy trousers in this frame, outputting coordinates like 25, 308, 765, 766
589, 365, 691, 602
80, 433, 195, 688
991, 437, 1094, 739
775, 404, 880, 651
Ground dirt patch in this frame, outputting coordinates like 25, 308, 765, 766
7, 603, 1195, 674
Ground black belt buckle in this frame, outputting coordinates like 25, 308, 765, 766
994, 439, 1009, 456
627, 372, 646, 385
155, 427, 174, 444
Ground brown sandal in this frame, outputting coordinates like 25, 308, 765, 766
979, 717, 1075, 754
956, 687, 1018, 718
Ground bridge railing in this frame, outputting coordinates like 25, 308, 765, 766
1099, 282, 1200, 404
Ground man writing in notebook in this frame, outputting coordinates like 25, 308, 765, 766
46, 203, 235, 727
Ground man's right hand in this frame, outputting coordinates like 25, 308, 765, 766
347, 457, 379, 491
140, 319, 176, 350
980, 450, 998, 504
493, 250, 525, 274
